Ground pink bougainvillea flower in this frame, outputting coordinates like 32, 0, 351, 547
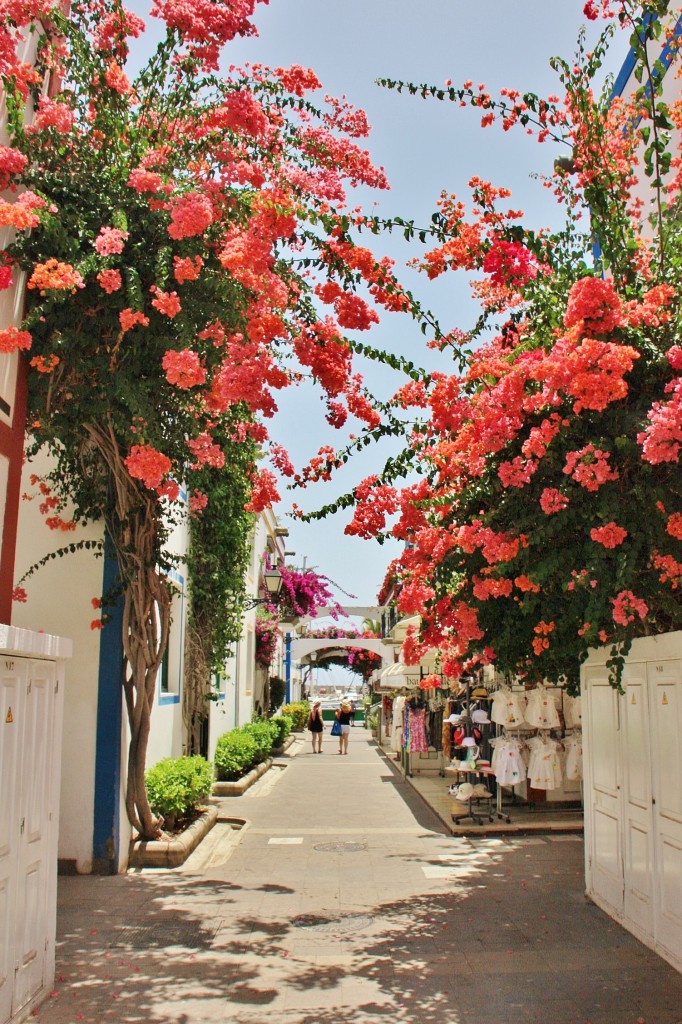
128, 167, 164, 192
12, 586, 27, 603
612, 590, 648, 626
94, 226, 128, 255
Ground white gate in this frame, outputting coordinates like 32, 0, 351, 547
0, 642, 67, 1024
583, 632, 682, 972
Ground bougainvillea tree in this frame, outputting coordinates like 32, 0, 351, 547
343, 1, 682, 688
0, 0, 423, 836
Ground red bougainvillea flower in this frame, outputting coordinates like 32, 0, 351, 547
539, 487, 569, 514
173, 255, 204, 283
0, 325, 31, 352
483, 238, 537, 286
97, 268, 122, 293
167, 192, 214, 240
150, 285, 181, 317
189, 490, 208, 515
125, 444, 172, 490
590, 522, 628, 548
564, 276, 624, 334
161, 348, 206, 388
28, 258, 84, 293
245, 468, 280, 512
119, 308, 149, 332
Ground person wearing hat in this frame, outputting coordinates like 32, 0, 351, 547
335, 701, 353, 754
308, 700, 325, 753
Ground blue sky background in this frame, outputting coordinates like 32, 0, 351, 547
136, 2, 628, 609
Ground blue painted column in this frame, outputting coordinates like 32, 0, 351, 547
285, 631, 292, 703
92, 538, 125, 874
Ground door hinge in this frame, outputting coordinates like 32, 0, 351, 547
54, 678, 59, 694
20, 817, 25, 835
27, 680, 31, 694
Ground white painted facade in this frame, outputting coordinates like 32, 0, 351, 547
0, 627, 71, 1024
582, 631, 682, 973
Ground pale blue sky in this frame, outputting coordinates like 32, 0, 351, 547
134, 2, 626, 608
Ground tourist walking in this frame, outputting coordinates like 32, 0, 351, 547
308, 700, 324, 753
335, 700, 352, 754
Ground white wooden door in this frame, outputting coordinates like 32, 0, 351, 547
0, 660, 26, 1024
11, 661, 57, 1019
648, 658, 682, 960
621, 664, 655, 939
584, 667, 624, 914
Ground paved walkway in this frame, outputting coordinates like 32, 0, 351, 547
37, 729, 682, 1024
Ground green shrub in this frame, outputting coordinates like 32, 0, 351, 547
270, 715, 292, 749
281, 700, 310, 731
145, 755, 213, 828
214, 730, 259, 781
242, 719, 277, 763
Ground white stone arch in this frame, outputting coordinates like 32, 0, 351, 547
289, 636, 393, 669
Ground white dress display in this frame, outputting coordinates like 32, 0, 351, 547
565, 733, 583, 781
524, 685, 561, 729
491, 735, 527, 786
564, 694, 582, 729
527, 735, 563, 790
490, 687, 527, 728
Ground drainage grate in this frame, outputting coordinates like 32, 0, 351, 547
313, 841, 368, 853
109, 921, 220, 949
292, 912, 373, 935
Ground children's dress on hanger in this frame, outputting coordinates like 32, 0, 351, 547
524, 685, 561, 729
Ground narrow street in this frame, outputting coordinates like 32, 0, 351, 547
39, 730, 682, 1024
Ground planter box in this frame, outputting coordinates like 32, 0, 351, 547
271, 734, 296, 757
128, 805, 219, 869
212, 757, 273, 797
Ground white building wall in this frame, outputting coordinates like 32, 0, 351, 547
12, 450, 103, 873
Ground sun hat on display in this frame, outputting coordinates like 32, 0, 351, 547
472, 687, 490, 699
447, 713, 462, 725
454, 782, 474, 800
472, 708, 491, 724
461, 735, 478, 748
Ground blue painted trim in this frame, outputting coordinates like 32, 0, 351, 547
92, 538, 124, 874
285, 632, 292, 703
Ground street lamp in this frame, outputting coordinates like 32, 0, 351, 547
244, 566, 284, 609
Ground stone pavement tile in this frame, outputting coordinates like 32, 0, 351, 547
34, 730, 682, 1024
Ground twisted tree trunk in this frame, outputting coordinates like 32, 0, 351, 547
85, 420, 170, 840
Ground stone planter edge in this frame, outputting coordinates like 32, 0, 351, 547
128, 804, 219, 869
212, 756, 274, 797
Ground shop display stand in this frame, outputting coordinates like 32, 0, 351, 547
446, 764, 495, 825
